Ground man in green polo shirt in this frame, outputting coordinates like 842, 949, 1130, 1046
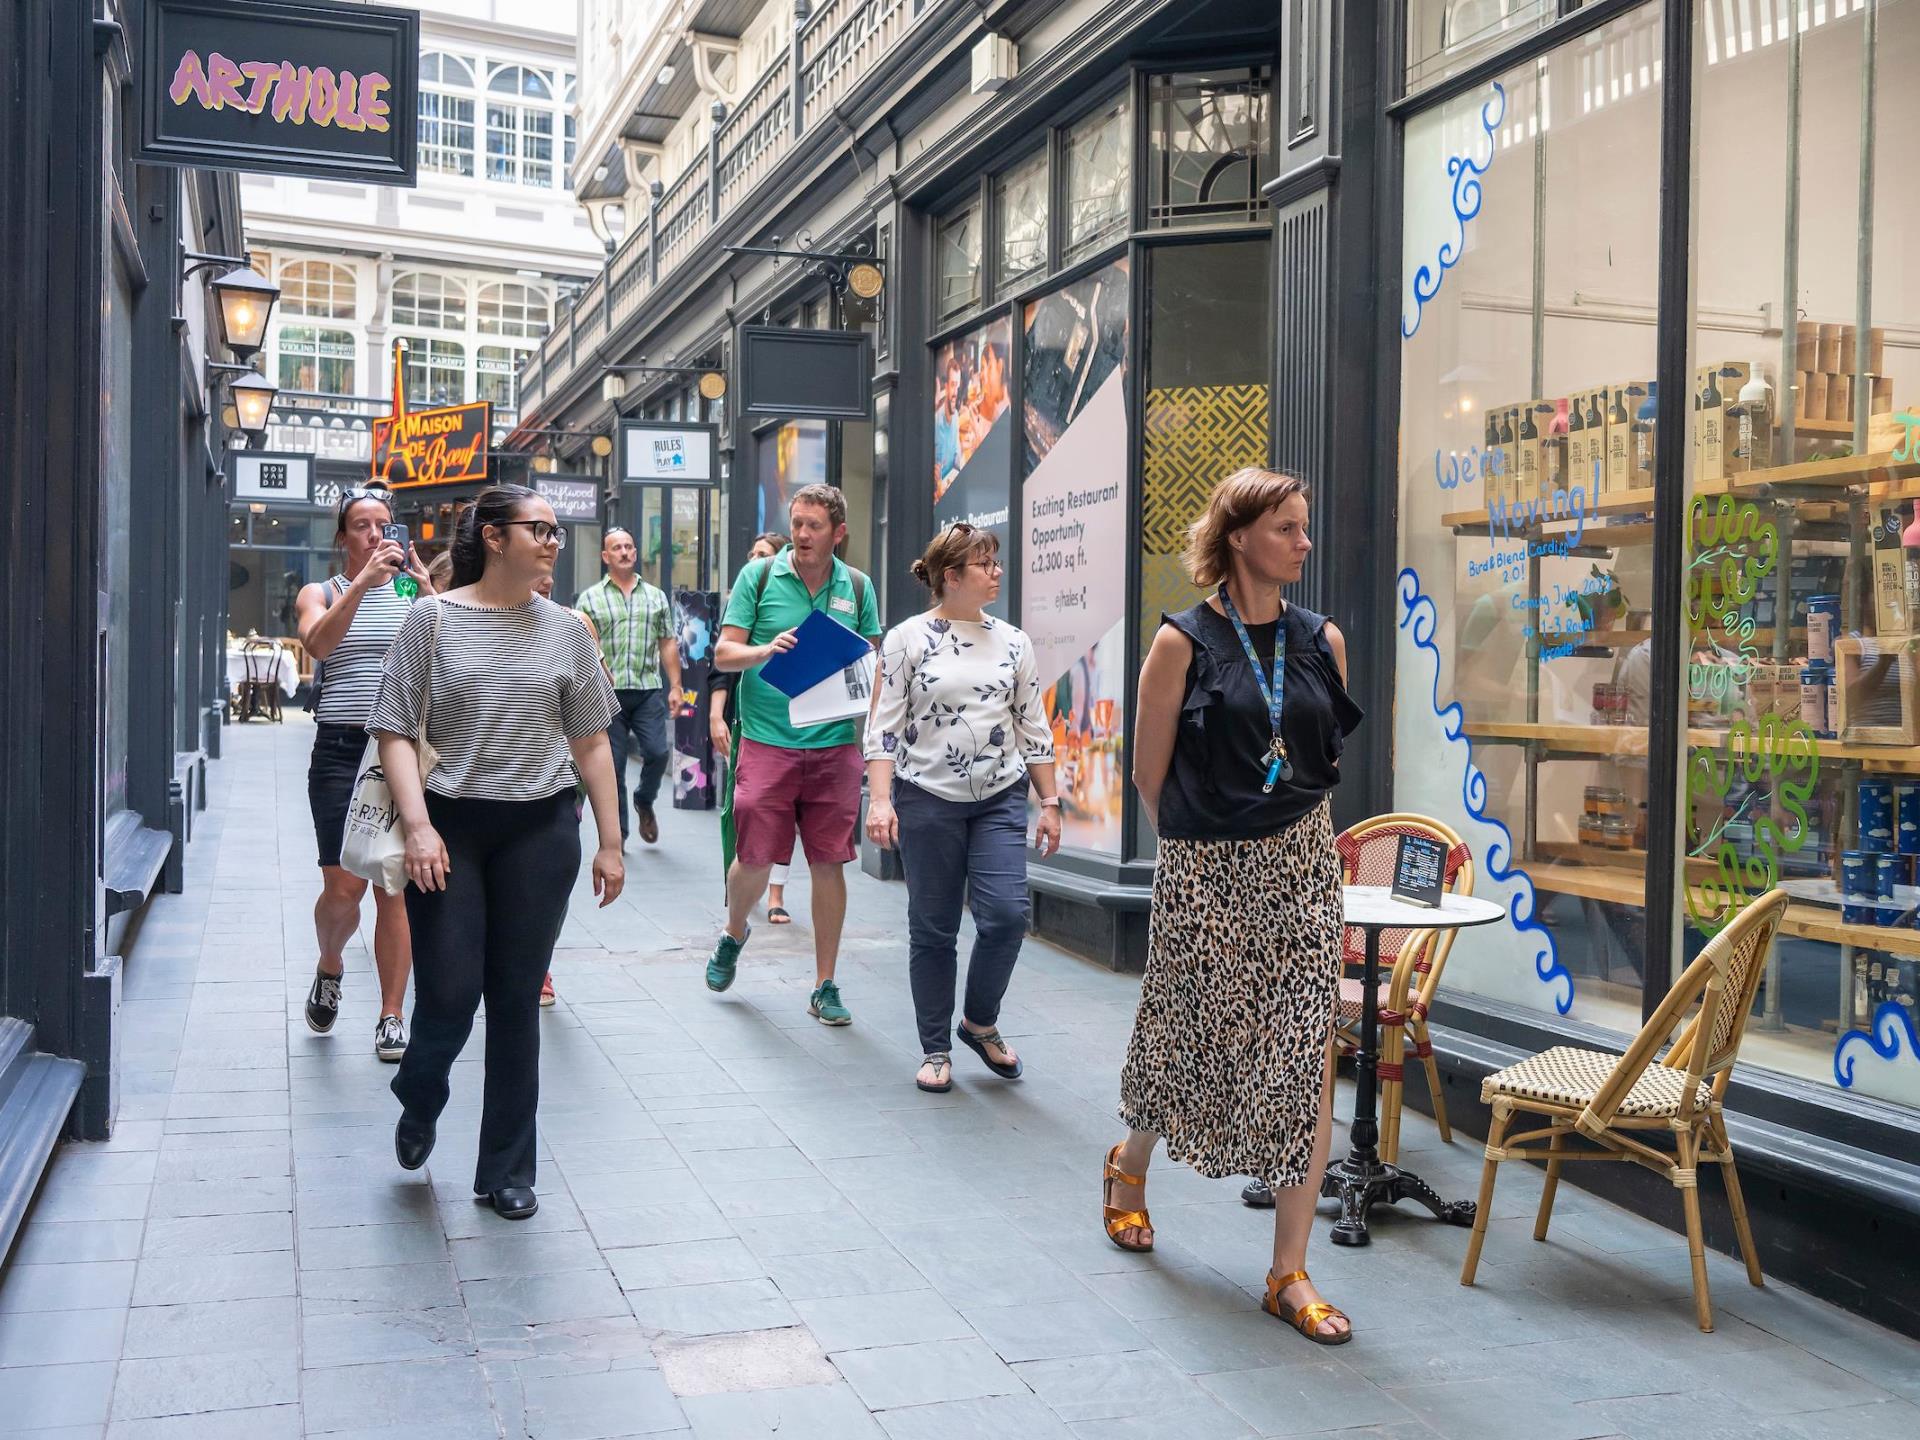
708, 484, 881, 1024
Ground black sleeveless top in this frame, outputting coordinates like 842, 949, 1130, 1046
1155, 600, 1365, 842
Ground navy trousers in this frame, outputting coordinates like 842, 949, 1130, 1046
893, 778, 1032, 1056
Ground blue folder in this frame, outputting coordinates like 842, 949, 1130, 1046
757, 610, 873, 698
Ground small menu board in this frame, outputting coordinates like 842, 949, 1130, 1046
1391, 833, 1447, 909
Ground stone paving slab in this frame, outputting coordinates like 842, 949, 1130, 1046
2, 716, 1919, 1438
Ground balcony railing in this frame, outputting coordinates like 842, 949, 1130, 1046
516, 0, 938, 416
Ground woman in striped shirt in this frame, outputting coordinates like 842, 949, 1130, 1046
369, 485, 623, 1221
294, 487, 434, 1061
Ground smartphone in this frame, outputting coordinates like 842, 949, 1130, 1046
381, 523, 418, 598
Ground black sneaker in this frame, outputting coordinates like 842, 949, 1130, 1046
374, 1014, 407, 1062
305, 968, 343, 1034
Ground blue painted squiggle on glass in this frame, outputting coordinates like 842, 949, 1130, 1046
1833, 1002, 1920, 1089
1402, 82, 1506, 341
1399, 567, 1575, 1013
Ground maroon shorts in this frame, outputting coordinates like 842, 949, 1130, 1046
733, 738, 864, 866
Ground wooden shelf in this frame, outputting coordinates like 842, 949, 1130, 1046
1524, 859, 1920, 955
1462, 720, 1920, 772
1441, 486, 1657, 531
1728, 450, 1920, 492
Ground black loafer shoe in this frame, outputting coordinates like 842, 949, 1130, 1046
480, 1186, 539, 1220
394, 1112, 436, 1171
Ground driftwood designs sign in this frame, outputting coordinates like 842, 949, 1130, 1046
138, 0, 418, 185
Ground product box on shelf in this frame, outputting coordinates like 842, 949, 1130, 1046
1840, 326, 1887, 377
1605, 382, 1647, 493
1569, 387, 1606, 492
1696, 367, 1726, 484
1818, 323, 1845, 376
1873, 505, 1912, 636
1834, 635, 1920, 746
1795, 320, 1820, 373
1827, 375, 1853, 423
1801, 372, 1830, 423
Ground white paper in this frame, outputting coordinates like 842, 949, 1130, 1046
786, 652, 877, 728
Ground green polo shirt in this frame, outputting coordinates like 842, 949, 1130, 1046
722, 551, 882, 750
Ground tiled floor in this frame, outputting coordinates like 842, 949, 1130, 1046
3, 716, 1918, 1438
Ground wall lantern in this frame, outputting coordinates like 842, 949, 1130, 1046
227, 371, 279, 436
183, 251, 280, 360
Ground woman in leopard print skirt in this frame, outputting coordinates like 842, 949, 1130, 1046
1105, 468, 1363, 1345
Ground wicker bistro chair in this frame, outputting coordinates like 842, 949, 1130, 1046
240, 638, 284, 723
1334, 815, 1476, 1165
1459, 888, 1788, 1332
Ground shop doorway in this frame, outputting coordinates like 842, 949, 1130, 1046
617, 483, 712, 594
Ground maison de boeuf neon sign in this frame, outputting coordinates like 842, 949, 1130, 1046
137, 0, 418, 185
373, 403, 492, 489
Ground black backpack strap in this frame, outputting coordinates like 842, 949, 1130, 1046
306, 577, 341, 713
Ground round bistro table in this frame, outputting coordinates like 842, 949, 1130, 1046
1320, 885, 1506, 1246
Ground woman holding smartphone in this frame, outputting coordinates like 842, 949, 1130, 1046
369, 485, 623, 1220
295, 487, 434, 1061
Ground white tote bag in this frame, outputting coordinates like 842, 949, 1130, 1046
341, 602, 442, 895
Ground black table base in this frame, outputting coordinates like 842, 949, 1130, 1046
1320, 1155, 1475, 1244
1235, 917, 1477, 1244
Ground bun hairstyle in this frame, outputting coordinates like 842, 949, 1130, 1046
911, 524, 999, 598
1182, 467, 1309, 588
450, 484, 541, 589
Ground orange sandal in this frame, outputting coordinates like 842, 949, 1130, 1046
1263, 1269, 1352, 1345
1102, 1144, 1154, 1252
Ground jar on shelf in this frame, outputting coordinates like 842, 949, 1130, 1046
1578, 814, 1606, 848
1601, 816, 1633, 851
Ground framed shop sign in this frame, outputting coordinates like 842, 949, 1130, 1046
228, 449, 313, 505
620, 421, 718, 486
737, 326, 873, 421
534, 476, 604, 524
138, 0, 419, 185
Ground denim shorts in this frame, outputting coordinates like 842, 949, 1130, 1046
308, 724, 369, 868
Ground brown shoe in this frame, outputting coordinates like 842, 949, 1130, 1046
637, 805, 659, 844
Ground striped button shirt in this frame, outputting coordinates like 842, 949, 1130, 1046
366, 596, 618, 802
313, 574, 415, 728
576, 576, 671, 691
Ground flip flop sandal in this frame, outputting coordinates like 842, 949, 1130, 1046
916, 1052, 953, 1093
768, 907, 792, 924
958, 1025, 1022, 1079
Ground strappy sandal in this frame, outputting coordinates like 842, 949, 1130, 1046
1102, 1144, 1154, 1252
958, 1024, 1022, 1079
915, 1052, 953, 1093
1263, 1269, 1352, 1345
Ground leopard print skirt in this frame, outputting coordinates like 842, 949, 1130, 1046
1118, 799, 1342, 1188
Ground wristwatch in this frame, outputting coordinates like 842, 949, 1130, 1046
1039, 797, 1062, 809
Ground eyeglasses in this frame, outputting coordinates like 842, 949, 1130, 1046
966, 559, 1004, 574
496, 520, 568, 548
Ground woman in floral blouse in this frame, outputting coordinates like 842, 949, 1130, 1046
865, 524, 1062, 1092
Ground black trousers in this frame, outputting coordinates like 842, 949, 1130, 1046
392, 789, 578, 1193
609, 687, 670, 837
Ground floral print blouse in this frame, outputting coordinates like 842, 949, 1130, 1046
865, 614, 1055, 802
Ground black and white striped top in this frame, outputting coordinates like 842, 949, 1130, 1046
367, 595, 619, 801
315, 574, 414, 728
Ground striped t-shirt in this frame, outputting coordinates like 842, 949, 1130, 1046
367, 595, 619, 802
314, 574, 414, 728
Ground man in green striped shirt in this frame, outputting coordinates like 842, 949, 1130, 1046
577, 528, 682, 845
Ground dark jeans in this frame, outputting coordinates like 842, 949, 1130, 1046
609, 687, 670, 836
893, 778, 1032, 1056
392, 789, 578, 1194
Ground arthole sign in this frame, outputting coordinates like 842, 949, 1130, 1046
373, 403, 491, 488
138, 0, 419, 185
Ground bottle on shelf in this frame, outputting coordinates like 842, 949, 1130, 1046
1566, 394, 1586, 492
1541, 400, 1567, 497
1498, 406, 1518, 505
1518, 401, 1541, 500
1632, 380, 1659, 480
1735, 371, 1772, 472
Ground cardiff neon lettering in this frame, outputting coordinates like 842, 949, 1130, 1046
168, 50, 390, 133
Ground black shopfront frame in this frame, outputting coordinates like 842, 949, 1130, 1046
1357, 0, 1920, 1337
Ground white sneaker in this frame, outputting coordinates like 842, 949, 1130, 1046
374, 1014, 407, 1062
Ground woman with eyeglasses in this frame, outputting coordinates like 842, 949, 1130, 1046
864, 525, 1061, 1093
295, 486, 435, 1061
368, 485, 623, 1221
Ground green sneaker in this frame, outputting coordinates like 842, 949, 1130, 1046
706, 925, 750, 992
808, 979, 851, 1026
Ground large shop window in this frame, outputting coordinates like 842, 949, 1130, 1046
1405, 0, 1557, 94
1136, 239, 1273, 854
936, 205, 983, 322
1020, 261, 1131, 854
1145, 69, 1271, 230
401, 337, 467, 405
1395, 5, 1664, 1035
1685, 0, 1920, 1113
994, 152, 1048, 291
278, 326, 357, 396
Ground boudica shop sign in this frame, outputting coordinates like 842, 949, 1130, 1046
373, 402, 492, 488
138, 0, 419, 185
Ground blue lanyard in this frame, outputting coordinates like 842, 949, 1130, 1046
1217, 585, 1292, 792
